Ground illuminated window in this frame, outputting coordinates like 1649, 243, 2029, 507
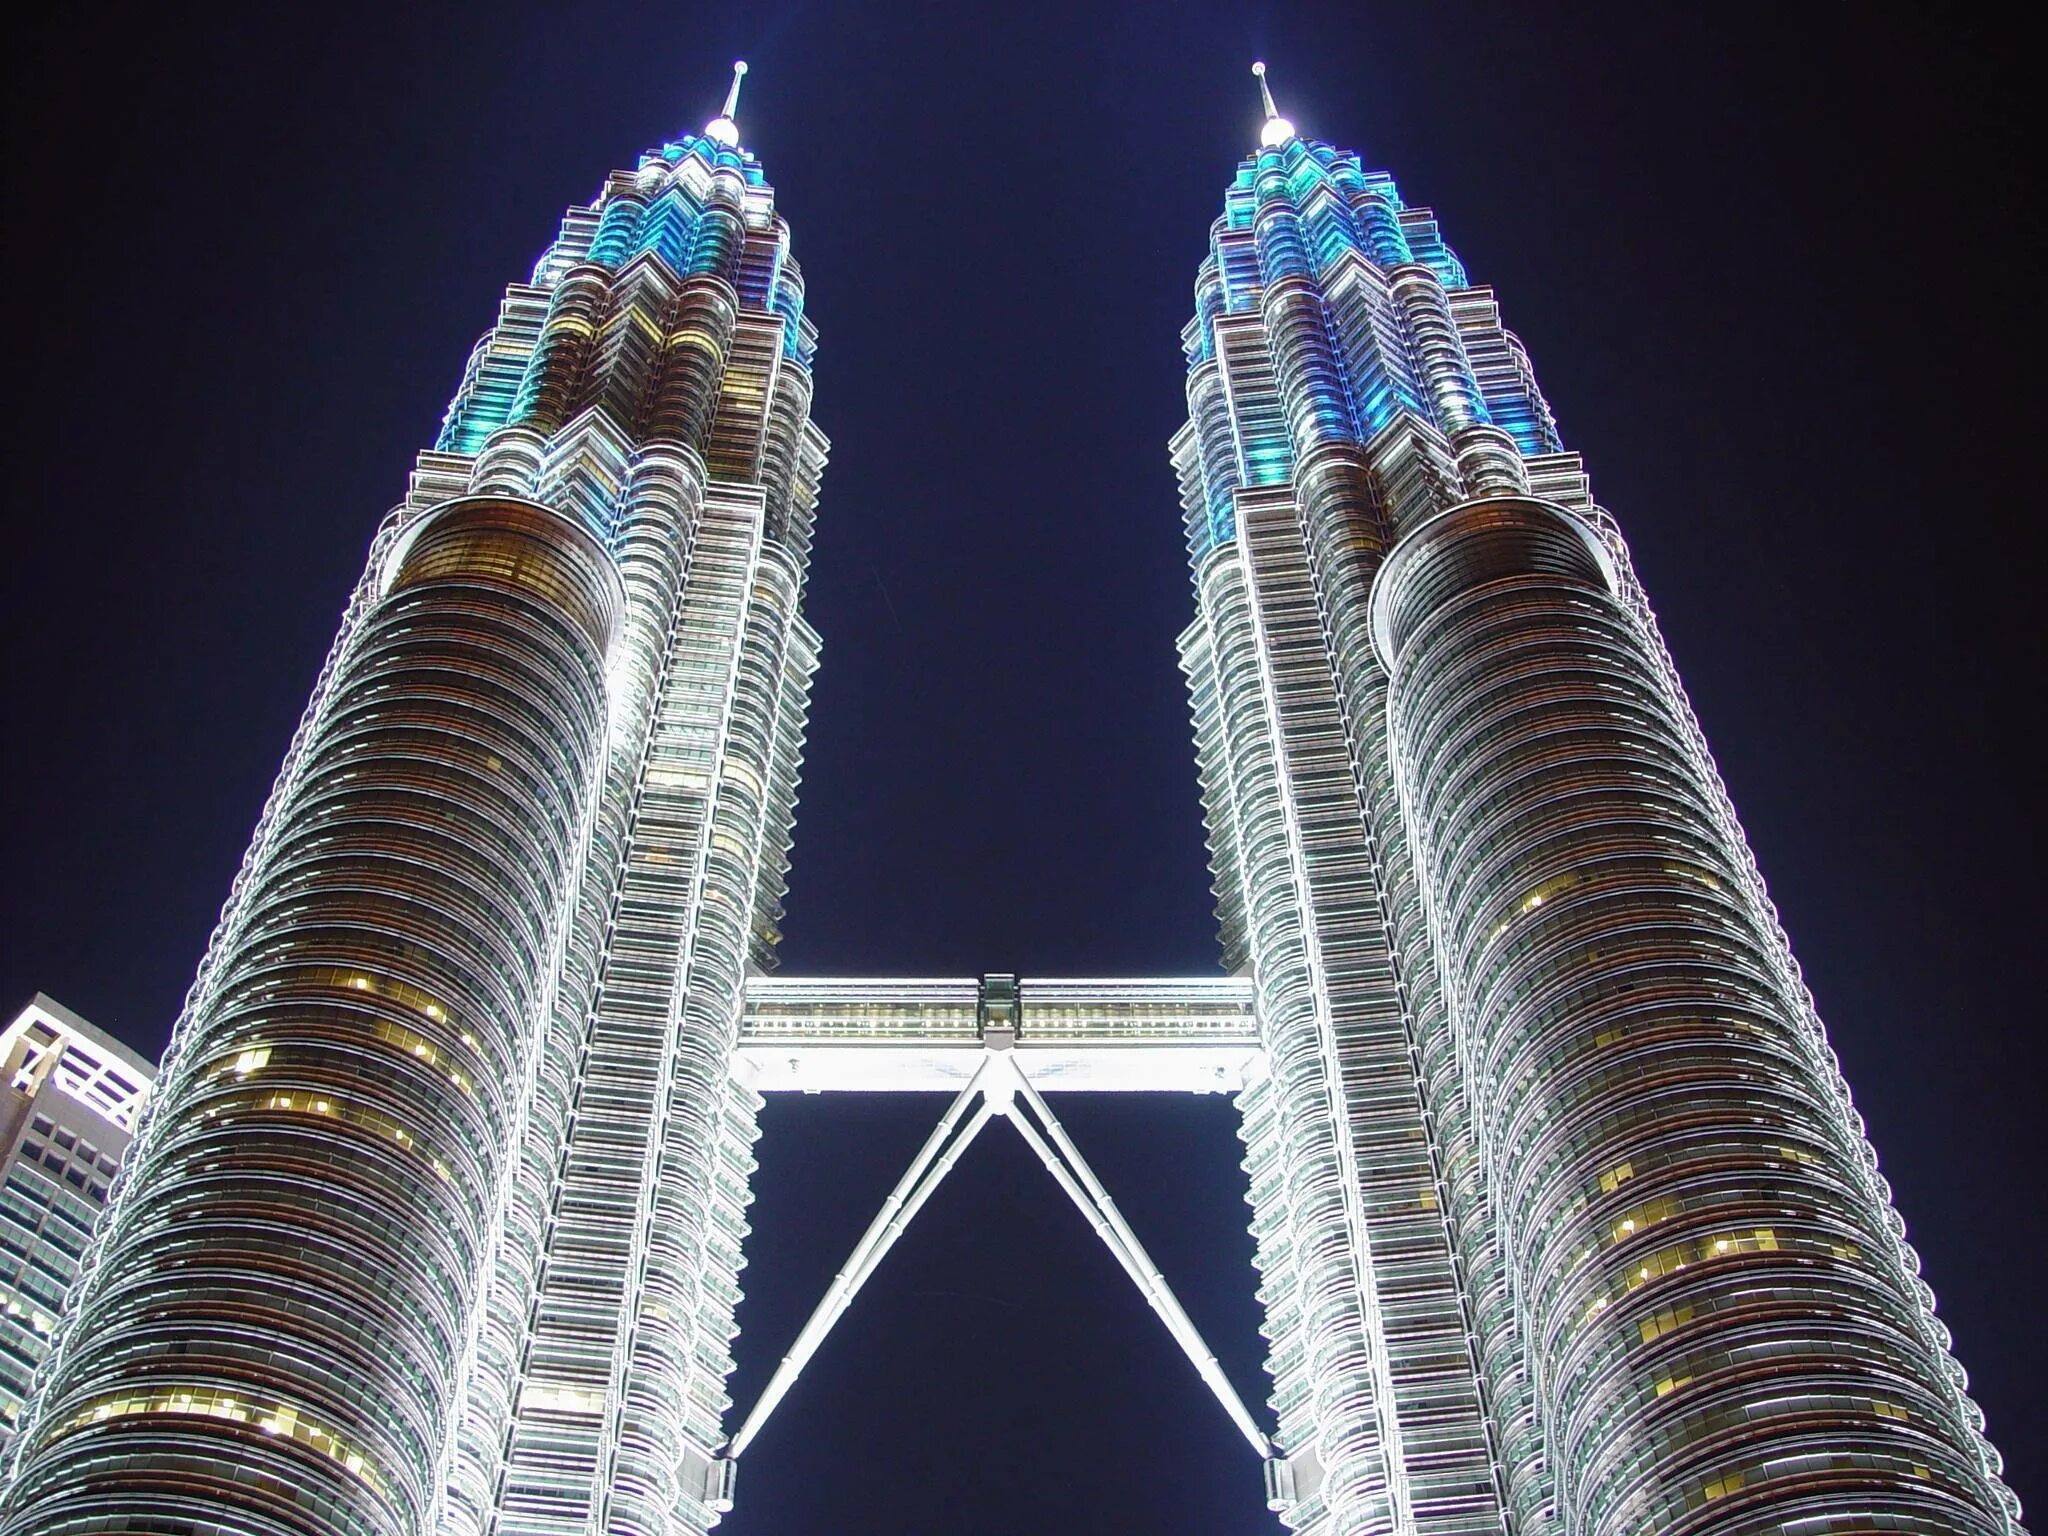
56, 1387, 386, 1496
1703, 1469, 1746, 1501
1638, 1303, 1694, 1343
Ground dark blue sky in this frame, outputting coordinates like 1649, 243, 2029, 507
3, 2, 2039, 1528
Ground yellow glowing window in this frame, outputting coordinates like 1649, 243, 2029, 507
242, 1090, 441, 1173
1598, 1162, 1635, 1194
56, 1388, 385, 1496
1611, 1195, 1679, 1244
1703, 1470, 1746, 1500
1638, 1303, 1695, 1343
1626, 1228, 1780, 1292
1517, 872, 1582, 916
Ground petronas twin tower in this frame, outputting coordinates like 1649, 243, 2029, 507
0, 63, 2019, 1536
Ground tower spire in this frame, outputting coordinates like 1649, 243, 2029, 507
1252, 61, 1296, 147
706, 59, 749, 147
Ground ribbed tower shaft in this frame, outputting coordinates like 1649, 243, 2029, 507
1176, 99, 2018, 1536
2, 109, 828, 1536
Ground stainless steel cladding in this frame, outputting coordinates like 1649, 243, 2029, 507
1374, 498, 2004, 1534
4, 499, 621, 1536
2, 94, 827, 1536
1176, 83, 2017, 1536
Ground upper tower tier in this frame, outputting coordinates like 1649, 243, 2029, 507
1176, 76, 1566, 562
436, 80, 816, 470
1173, 63, 2022, 1536
1, 66, 833, 1536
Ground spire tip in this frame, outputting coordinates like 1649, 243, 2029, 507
1252, 60, 1295, 146
707, 60, 748, 147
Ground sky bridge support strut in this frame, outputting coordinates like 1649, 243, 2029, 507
719, 1044, 1274, 1485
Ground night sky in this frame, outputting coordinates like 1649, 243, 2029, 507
3, 3, 2040, 1530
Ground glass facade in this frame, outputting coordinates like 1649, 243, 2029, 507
0, 60, 2020, 1536
0, 80, 825, 1536
1177, 83, 2020, 1536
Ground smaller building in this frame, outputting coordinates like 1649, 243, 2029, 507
0, 995, 154, 1445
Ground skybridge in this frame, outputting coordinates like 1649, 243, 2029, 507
715, 974, 1292, 1511
734, 973, 1266, 1094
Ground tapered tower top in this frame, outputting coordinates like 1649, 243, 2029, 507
705, 59, 748, 147
1252, 61, 1295, 147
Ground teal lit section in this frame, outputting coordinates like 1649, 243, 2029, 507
437, 128, 810, 455
1180, 126, 1561, 559
1174, 69, 2024, 1536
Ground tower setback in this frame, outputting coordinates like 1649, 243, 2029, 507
1176, 65, 2019, 1536
0, 59, 2021, 1536
1, 68, 823, 1536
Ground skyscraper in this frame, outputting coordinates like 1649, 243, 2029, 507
2, 66, 824, 1536
0, 997, 153, 1447
1171, 63, 2019, 1536
0, 56, 2021, 1536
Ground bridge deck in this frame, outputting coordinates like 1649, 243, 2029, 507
734, 976, 1264, 1092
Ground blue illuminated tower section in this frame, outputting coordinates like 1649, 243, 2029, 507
0, 54, 2023, 1536
1178, 67, 2020, 1536
1, 68, 823, 1536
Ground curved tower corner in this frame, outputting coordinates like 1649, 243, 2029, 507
1, 79, 827, 1536
1177, 72, 2020, 1536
